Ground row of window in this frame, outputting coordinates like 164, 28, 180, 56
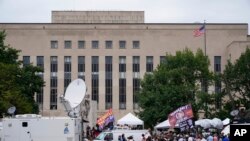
24, 55, 222, 69
51, 40, 140, 49
23, 55, 222, 110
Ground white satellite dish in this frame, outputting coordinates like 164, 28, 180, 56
230, 110, 239, 116
7, 106, 16, 115
64, 79, 86, 109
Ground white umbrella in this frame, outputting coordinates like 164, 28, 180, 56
201, 119, 212, 129
195, 119, 212, 129
211, 118, 224, 129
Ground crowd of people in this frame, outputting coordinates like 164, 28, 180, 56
84, 124, 230, 141
85, 124, 102, 140
147, 130, 229, 141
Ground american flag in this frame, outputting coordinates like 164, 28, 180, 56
193, 24, 205, 37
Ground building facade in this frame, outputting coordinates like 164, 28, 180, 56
1, 11, 250, 125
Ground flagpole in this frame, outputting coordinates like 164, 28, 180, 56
204, 20, 207, 56
204, 20, 208, 118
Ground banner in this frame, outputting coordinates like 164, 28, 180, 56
179, 118, 194, 131
96, 109, 114, 129
168, 104, 194, 128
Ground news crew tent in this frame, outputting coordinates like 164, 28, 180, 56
117, 113, 144, 126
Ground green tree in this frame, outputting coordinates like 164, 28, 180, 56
221, 48, 250, 114
0, 31, 44, 117
137, 48, 213, 128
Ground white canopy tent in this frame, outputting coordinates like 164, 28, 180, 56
117, 113, 144, 126
221, 125, 230, 135
154, 119, 179, 129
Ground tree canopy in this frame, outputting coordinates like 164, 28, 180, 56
137, 47, 250, 128
137, 48, 213, 128
0, 31, 44, 117
222, 48, 250, 112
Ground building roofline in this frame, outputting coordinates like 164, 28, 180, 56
0, 23, 248, 26
51, 10, 145, 12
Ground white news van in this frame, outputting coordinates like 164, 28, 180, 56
93, 129, 149, 141
1, 114, 82, 141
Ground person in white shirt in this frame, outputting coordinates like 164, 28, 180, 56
178, 135, 185, 141
187, 135, 194, 141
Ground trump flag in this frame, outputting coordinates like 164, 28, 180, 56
168, 104, 194, 128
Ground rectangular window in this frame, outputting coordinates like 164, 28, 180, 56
201, 78, 208, 92
37, 56, 44, 69
214, 56, 222, 109
92, 56, 99, 72
36, 88, 44, 108
50, 56, 58, 72
215, 80, 222, 109
119, 41, 126, 49
105, 79, 112, 109
51, 40, 58, 49
119, 79, 126, 110
78, 40, 85, 49
50, 56, 58, 110
36, 56, 44, 108
92, 40, 99, 49
146, 56, 153, 72
214, 56, 221, 73
50, 88, 57, 110
105, 56, 113, 74
78, 56, 85, 80
105, 40, 113, 49
92, 56, 99, 104
133, 78, 140, 109
133, 41, 140, 49
64, 40, 72, 49
160, 56, 165, 64
64, 56, 71, 91
64, 56, 71, 72
105, 56, 112, 109
119, 56, 126, 72
50, 78, 57, 87
23, 56, 30, 67
133, 56, 140, 72
22, 122, 28, 127
78, 56, 85, 72
92, 78, 99, 102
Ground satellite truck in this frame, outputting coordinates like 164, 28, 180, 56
1, 78, 87, 141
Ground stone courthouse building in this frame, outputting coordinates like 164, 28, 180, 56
0, 11, 250, 125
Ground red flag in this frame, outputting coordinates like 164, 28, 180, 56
193, 24, 205, 37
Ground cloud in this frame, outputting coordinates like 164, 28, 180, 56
0, 0, 249, 30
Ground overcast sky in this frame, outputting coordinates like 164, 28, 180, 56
0, 0, 249, 33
